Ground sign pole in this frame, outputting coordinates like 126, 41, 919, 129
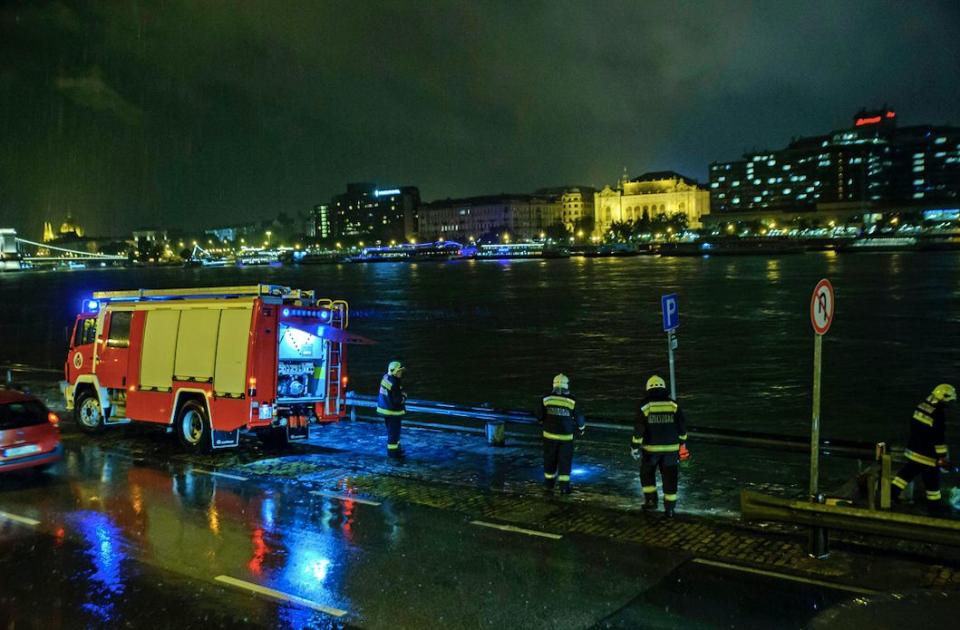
807, 278, 834, 559
661, 294, 679, 399
667, 330, 677, 400
809, 332, 822, 498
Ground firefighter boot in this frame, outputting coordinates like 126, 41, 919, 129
664, 501, 677, 518
558, 476, 572, 494
544, 475, 556, 493
642, 493, 658, 511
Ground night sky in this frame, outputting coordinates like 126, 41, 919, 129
2, 1, 959, 237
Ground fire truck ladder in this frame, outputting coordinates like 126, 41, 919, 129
92, 284, 316, 303
319, 300, 349, 417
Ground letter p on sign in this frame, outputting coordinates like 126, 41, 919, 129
662, 294, 679, 332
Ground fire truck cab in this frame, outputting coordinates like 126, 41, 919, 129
61, 285, 356, 452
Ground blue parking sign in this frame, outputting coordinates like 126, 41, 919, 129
661, 294, 679, 331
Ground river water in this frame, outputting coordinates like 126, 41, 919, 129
1, 252, 958, 444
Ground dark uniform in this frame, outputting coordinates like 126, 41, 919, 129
891, 394, 950, 510
632, 388, 687, 515
377, 372, 406, 455
538, 391, 585, 493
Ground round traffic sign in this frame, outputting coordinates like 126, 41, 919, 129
810, 279, 835, 335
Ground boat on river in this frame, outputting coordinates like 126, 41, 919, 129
349, 241, 462, 263
472, 242, 570, 260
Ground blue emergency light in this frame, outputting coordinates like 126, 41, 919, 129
85, 299, 100, 312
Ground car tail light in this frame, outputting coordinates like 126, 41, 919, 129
48, 411, 59, 425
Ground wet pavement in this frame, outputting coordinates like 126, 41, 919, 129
1, 378, 959, 627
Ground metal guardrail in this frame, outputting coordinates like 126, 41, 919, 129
345, 392, 538, 426
741, 490, 960, 547
344, 391, 886, 458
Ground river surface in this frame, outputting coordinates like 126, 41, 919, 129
1, 252, 958, 443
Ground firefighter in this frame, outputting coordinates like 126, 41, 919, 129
538, 374, 586, 494
631, 375, 688, 517
891, 384, 955, 514
377, 360, 407, 457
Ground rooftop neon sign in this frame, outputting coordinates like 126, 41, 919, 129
375, 188, 401, 197
855, 110, 896, 127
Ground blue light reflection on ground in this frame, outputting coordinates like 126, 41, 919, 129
249, 496, 353, 625
570, 464, 604, 479
70, 510, 127, 623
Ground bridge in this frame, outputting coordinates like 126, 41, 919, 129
0, 228, 126, 270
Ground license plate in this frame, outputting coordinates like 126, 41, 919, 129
3, 444, 41, 458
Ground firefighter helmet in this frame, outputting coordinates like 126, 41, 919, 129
646, 375, 666, 391
388, 360, 404, 376
932, 384, 957, 403
552, 373, 569, 390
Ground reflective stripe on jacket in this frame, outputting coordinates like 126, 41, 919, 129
632, 391, 687, 452
905, 395, 947, 467
539, 391, 585, 440
377, 373, 406, 416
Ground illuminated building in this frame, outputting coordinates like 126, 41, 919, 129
709, 108, 960, 219
595, 170, 710, 234
418, 188, 591, 242
43, 213, 85, 242
328, 183, 420, 242
312, 203, 331, 239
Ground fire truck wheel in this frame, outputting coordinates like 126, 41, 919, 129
176, 399, 211, 453
75, 390, 104, 433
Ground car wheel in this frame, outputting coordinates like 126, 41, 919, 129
75, 390, 104, 434
176, 399, 211, 453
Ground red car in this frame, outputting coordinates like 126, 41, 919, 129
0, 388, 63, 473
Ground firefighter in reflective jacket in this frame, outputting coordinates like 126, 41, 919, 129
538, 374, 586, 494
891, 384, 955, 513
377, 360, 407, 457
631, 375, 687, 517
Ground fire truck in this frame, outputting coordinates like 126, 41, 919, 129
61, 285, 366, 452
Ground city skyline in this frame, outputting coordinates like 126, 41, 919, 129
2, 2, 960, 237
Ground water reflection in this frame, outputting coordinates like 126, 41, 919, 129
70, 510, 127, 622
766, 258, 780, 282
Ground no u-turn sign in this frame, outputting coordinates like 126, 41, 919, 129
810, 279, 835, 336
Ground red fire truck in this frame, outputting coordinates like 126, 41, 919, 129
61, 285, 365, 452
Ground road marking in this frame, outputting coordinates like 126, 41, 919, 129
192, 469, 248, 482
310, 491, 381, 506
0, 511, 41, 527
469, 520, 562, 540
691, 558, 881, 595
214, 575, 347, 617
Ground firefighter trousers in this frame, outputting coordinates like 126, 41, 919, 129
543, 438, 574, 489
892, 461, 942, 505
381, 415, 403, 453
640, 452, 679, 506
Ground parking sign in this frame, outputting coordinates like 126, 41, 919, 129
661, 294, 679, 332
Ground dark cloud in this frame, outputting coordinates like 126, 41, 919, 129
1, 0, 959, 237
55, 67, 142, 124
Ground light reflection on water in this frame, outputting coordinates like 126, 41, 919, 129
1, 253, 958, 441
